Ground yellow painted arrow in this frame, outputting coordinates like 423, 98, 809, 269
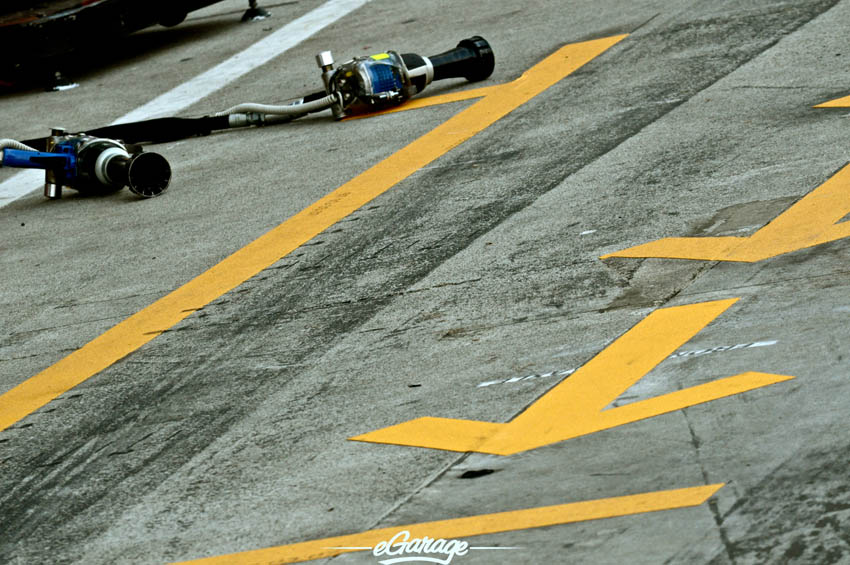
351, 299, 792, 455
601, 164, 850, 262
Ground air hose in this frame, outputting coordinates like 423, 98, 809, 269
0, 139, 37, 152
214, 93, 339, 117
21, 36, 495, 147
9, 36, 495, 200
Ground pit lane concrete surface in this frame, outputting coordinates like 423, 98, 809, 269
2, 0, 850, 563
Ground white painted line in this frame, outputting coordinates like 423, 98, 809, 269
477, 369, 575, 388
117, 0, 369, 123
667, 339, 778, 359
477, 340, 778, 388
0, 169, 43, 206
0, 0, 369, 208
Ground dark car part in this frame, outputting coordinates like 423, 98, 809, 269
0, 0, 267, 89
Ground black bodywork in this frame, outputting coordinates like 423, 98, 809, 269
0, 1, 240, 86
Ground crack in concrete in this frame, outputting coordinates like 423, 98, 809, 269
681, 408, 738, 564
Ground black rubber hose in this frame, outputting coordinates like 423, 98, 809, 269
21, 115, 231, 149
84, 116, 231, 144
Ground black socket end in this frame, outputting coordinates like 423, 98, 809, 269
428, 36, 495, 83
127, 152, 171, 197
107, 152, 171, 197
455, 36, 494, 82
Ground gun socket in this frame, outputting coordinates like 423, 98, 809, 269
427, 36, 494, 83
107, 152, 171, 198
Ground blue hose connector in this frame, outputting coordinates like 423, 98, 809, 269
2, 148, 76, 176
